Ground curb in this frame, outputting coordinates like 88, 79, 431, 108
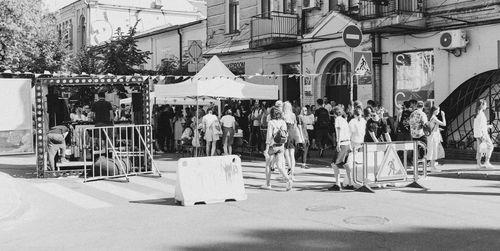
0, 172, 24, 223
428, 172, 500, 180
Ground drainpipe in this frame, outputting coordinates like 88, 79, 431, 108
372, 33, 382, 104
177, 28, 183, 70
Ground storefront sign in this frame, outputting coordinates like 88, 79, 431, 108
394, 50, 435, 107
225, 62, 245, 75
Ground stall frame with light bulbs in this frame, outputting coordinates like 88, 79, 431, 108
34, 76, 152, 178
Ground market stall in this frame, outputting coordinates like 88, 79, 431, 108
156, 56, 279, 156
34, 76, 157, 179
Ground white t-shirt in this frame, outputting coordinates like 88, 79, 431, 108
302, 114, 315, 130
335, 116, 351, 145
202, 113, 218, 131
220, 115, 236, 128
349, 117, 366, 144
473, 111, 488, 138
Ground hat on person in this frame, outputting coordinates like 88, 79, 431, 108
275, 100, 283, 108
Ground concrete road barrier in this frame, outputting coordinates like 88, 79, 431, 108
175, 155, 247, 206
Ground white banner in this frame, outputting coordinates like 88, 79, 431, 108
0, 79, 33, 154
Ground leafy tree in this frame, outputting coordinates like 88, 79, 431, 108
92, 23, 152, 75
157, 54, 193, 84
0, 0, 70, 72
69, 48, 102, 74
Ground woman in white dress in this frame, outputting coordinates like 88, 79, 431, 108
427, 105, 446, 171
473, 99, 494, 168
202, 108, 220, 156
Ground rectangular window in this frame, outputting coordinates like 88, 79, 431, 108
261, 0, 270, 17
329, 0, 338, 11
394, 50, 435, 108
228, 0, 239, 33
283, 0, 297, 14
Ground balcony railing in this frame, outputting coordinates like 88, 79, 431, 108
343, 0, 425, 20
250, 11, 300, 49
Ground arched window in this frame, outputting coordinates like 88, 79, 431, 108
80, 15, 86, 49
326, 58, 351, 86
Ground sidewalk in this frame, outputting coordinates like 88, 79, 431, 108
239, 148, 500, 181
0, 155, 36, 223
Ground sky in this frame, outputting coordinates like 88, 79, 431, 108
42, 0, 76, 12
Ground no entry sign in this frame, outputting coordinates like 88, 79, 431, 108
342, 25, 363, 48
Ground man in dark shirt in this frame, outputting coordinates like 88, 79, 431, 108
365, 111, 391, 143
92, 91, 114, 127
314, 98, 330, 157
47, 124, 72, 170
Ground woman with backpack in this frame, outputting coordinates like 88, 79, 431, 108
262, 106, 293, 191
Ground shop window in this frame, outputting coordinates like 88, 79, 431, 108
394, 50, 434, 108
326, 58, 351, 86
228, 0, 240, 34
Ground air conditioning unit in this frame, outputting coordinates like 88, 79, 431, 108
303, 0, 319, 10
439, 29, 468, 50
151, 0, 163, 9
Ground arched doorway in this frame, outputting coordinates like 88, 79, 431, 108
441, 69, 500, 150
323, 58, 355, 107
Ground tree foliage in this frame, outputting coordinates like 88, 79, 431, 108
92, 24, 152, 75
0, 0, 70, 72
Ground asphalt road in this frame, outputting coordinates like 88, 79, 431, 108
1, 156, 500, 251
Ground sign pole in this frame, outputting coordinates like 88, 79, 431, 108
350, 48, 354, 103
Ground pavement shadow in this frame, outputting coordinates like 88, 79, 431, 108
0, 155, 37, 179
129, 197, 179, 206
174, 227, 500, 250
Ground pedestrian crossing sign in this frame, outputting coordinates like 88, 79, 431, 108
352, 51, 373, 85
354, 53, 372, 75
375, 145, 407, 181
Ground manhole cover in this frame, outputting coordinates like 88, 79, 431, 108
306, 205, 345, 212
343, 216, 389, 225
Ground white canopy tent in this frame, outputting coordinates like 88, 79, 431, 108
154, 56, 278, 100
120, 93, 219, 106
154, 55, 279, 156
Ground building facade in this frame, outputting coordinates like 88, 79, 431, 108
135, 20, 207, 71
206, 0, 500, 151
56, 0, 204, 54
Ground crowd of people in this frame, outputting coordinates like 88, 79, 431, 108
152, 96, 496, 192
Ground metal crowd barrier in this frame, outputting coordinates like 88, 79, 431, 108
352, 141, 426, 193
83, 124, 161, 182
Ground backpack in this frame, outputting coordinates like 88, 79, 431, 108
316, 107, 330, 128
272, 121, 288, 144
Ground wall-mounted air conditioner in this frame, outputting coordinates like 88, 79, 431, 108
439, 29, 468, 50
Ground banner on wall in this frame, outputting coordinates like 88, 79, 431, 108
394, 50, 435, 107
0, 79, 33, 155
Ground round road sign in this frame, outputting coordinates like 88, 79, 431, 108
342, 25, 363, 48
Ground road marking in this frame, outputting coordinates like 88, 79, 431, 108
34, 183, 111, 209
85, 181, 157, 201
129, 176, 176, 194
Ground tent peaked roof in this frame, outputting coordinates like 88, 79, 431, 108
195, 56, 235, 79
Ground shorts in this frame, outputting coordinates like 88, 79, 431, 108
332, 144, 351, 166
315, 128, 329, 147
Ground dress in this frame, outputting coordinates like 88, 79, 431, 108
284, 113, 297, 149
426, 116, 443, 160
